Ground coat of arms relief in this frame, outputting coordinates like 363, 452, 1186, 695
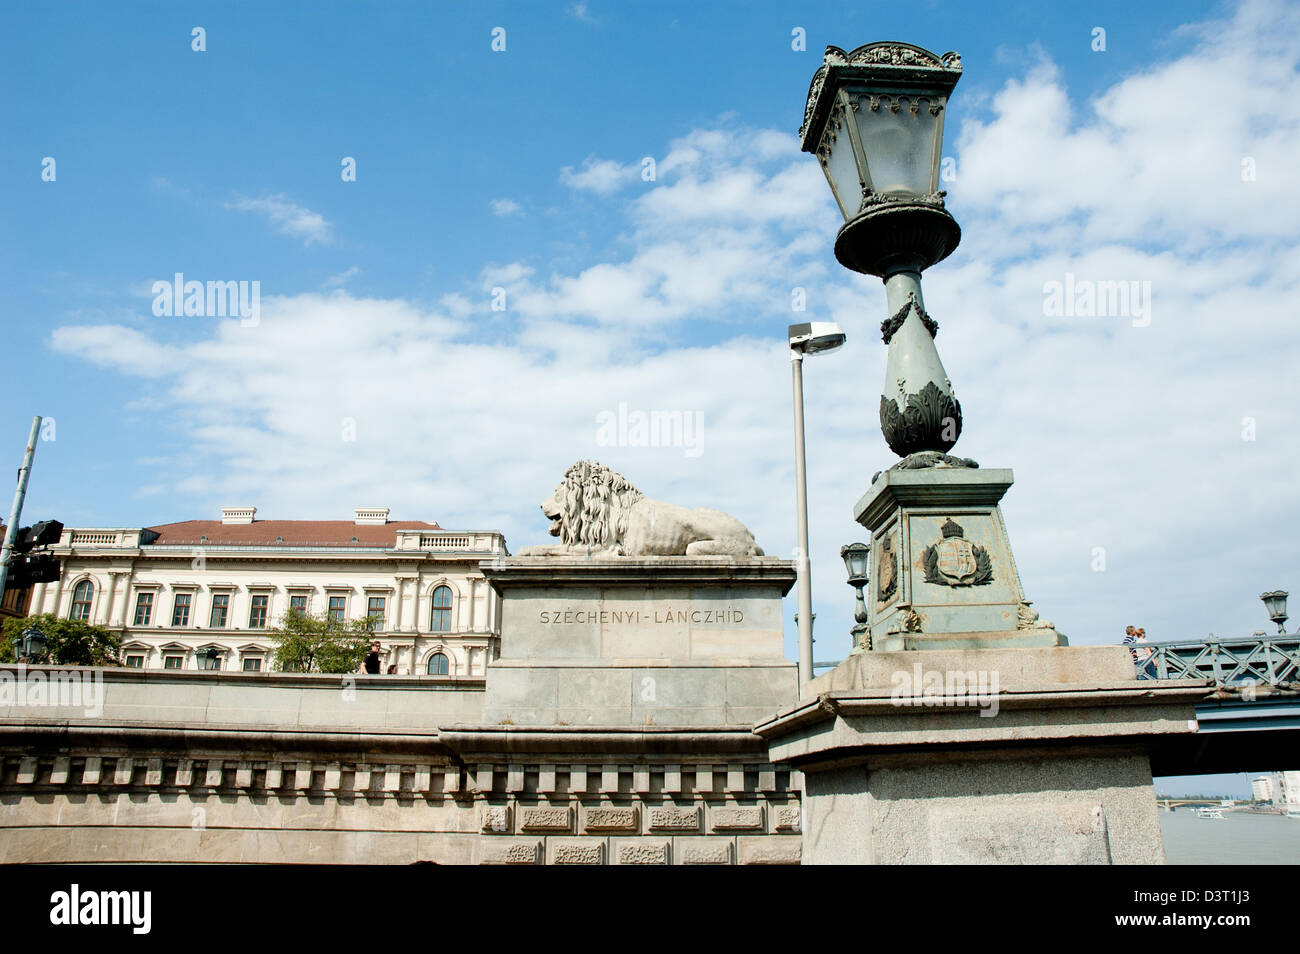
876, 529, 898, 604
922, 517, 993, 587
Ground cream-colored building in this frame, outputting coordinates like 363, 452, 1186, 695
29, 506, 506, 677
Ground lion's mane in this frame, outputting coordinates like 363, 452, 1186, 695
555, 460, 645, 548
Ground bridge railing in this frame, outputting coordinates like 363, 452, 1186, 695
1136, 636, 1300, 688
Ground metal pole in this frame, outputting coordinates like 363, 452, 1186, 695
0, 416, 42, 605
791, 352, 813, 690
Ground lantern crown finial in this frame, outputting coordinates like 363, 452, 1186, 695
800, 41, 963, 152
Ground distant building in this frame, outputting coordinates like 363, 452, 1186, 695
1251, 775, 1274, 803
29, 507, 506, 676
1276, 771, 1300, 806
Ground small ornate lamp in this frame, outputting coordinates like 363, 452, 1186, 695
1260, 590, 1289, 634
801, 42, 969, 463
16, 626, 47, 663
841, 542, 871, 650
196, 647, 223, 671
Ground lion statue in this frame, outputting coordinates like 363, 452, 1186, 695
517, 460, 764, 557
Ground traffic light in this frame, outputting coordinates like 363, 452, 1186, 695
4, 520, 63, 589
17, 520, 63, 553
6, 554, 60, 587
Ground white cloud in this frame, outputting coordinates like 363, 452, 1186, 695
490, 198, 523, 217
560, 156, 639, 194
51, 0, 1300, 660
566, 2, 596, 24
50, 324, 180, 378
226, 193, 333, 246
324, 266, 360, 288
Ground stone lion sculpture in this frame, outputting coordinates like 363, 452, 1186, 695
517, 460, 764, 557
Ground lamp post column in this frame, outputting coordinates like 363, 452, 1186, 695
0, 416, 42, 605
791, 350, 814, 689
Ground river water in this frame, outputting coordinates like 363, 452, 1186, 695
1159, 810, 1300, 864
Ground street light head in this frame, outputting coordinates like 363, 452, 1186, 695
840, 542, 870, 586
1260, 590, 1289, 633
788, 321, 846, 355
801, 42, 963, 277
801, 42, 962, 219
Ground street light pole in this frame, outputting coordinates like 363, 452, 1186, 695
0, 416, 43, 605
787, 322, 845, 690
791, 350, 814, 689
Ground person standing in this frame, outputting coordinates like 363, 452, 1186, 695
1124, 625, 1155, 676
361, 640, 382, 675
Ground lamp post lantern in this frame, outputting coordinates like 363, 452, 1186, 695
196, 647, 223, 671
15, 626, 47, 663
840, 542, 870, 651
801, 43, 968, 462
1260, 590, 1289, 634
788, 321, 846, 688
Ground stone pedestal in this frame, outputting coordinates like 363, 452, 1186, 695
755, 646, 1208, 864
480, 557, 798, 727
854, 467, 1066, 650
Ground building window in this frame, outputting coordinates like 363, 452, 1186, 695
163, 655, 184, 669
171, 593, 192, 627
367, 596, 386, 628
133, 592, 154, 626
327, 595, 346, 623
289, 594, 309, 614
249, 594, 269, 629
209, 593, 230, 628
242, 657, 263, 672
70, 580, 94, 621
428, 652, 450, 676
125, 654, 145, 668
431, 585, 453, 632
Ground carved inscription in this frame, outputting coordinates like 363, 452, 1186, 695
539, 608, 744, 625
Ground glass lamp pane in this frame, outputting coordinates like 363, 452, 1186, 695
822, 106, 864, 219
853, 95, 938, 197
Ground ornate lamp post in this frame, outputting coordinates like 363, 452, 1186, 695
801, 42, 967, 462
840, 542, 870, 651
196, 647, 223, 671
801, 43, 1064, 652
1260, 590, 1289, 634
15, 626, 47, 663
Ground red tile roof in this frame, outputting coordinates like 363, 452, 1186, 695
143, 519, 442, 547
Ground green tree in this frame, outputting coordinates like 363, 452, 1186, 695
269, 607, 375, 674
0, 613, 122, 666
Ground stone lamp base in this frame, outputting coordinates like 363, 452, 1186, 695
756, 646, 1208, 864
854, 465, 1066, 650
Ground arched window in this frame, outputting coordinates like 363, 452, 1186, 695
430, 585, 453, 632
71, 580, 94, 621
427, 652, 450, 676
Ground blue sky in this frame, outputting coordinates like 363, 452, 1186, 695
2, 1, 1296, 795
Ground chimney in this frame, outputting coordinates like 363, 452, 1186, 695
221, 507, 257, 525
354, 508, 390, 525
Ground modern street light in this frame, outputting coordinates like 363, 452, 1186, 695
1260, 590, 1289, 634
801, 42, 969, 463
15, 626, 46, 663
789, 321, 846, 689
840, 542, 870, 650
